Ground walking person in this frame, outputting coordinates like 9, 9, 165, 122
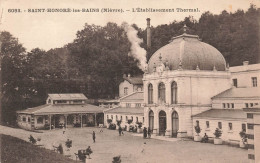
92, 131, 96, 143
62, 124, 65, 134
119, 126, 122, 136
148, 128, 151, 138
143, 127, 147, 139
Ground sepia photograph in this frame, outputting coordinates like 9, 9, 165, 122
0, 0, 260, 162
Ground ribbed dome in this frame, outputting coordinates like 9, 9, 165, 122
147, 33, 226, 73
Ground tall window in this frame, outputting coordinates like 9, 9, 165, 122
218, 122, 222, 129
148, 84, 153, 104
124, 87, 128, 95
206, 121, 210, 128
158, 82, 166, 103
232, 79, 238, 87
223, 103, 226, 108
242, 123, 246, 132
252, 77, 257, 87
171, 81, 178, 104
229, 123, 233, 130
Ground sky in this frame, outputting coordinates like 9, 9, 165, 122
0, 0, 259, 51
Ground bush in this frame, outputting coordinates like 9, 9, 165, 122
109, 123, 116, 130
107, 119, 112, 124
129, 125, 134, 132
73, 123, 81, 127
65, 139, 72, 149
194, 125, 201, 135
127, 119, 133, 125
239, 130, 247, 143
57, 144, 63, 154
112, 155, 121, 163
116, 120, 122, 126
214, 128, 222, 138
137, 122, 142, 128
29, 135, 36, 144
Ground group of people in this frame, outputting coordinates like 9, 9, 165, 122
143, 127, 152, 139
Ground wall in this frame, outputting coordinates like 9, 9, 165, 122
143, 69, 231, 137
34, 116, 46, 129
192, 117, 247, 142
17, 114, 32, 130
230, 65, 260, 88
143, 70, 231, 106
119, 80, 134, 97
104, 113, 144, 127
212, 98, 260, 109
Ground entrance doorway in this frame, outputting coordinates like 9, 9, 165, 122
149, 110, 154, 131
159, 111, 166, 136
172, 111, 179, 138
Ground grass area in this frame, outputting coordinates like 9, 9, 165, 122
0, 134, 76, 163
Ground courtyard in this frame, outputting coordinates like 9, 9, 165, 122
0, 125, 248, 163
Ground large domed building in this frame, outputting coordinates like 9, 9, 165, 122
143, 25, 231, 138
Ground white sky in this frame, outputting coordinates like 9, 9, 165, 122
0, 0, 259, 51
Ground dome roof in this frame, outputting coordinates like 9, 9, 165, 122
147, 33, 226, 73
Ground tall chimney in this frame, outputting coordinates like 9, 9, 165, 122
146, 18, 151, 49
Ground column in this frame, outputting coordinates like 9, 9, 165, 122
154, 82, 158, 104
165, 110, 172, 137
153, 111, 159, 135
94, 113, 97, 126
143, 82, 148, 104
80, 114, 82, 128
177, 109, 188, 138
144, 108, 149, 128
65, 115, 67, 128
49, 115, 51, 130
165, 82, 171, 105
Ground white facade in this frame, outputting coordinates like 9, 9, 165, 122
143, 69, 231, 137
192, 116, 246, 142
230, 62, 260, 88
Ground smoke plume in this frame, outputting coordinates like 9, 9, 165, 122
122, 22, 147, 72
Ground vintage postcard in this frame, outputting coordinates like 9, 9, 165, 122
0, 0, 260, 162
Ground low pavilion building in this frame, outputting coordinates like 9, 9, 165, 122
17, 93, 105, 130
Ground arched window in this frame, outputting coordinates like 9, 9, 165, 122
158, 82, 166, 103
171, 81, 177, 104
148, 84, 153, 104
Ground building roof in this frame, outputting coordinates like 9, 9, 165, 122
123, 76, 143, 85
212, 87, 260, 99
120, 92, 144, 101
17, 104, 105, 115
104, 107, 144, 115
48, 93, 87, 100
229, 63, 260, 73
97, 99, 119, 103
192, 109, 246, 119
147, 32, 226, 73
243, 107, 260, 112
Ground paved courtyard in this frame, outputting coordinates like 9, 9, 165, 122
0, 125, 248, 163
